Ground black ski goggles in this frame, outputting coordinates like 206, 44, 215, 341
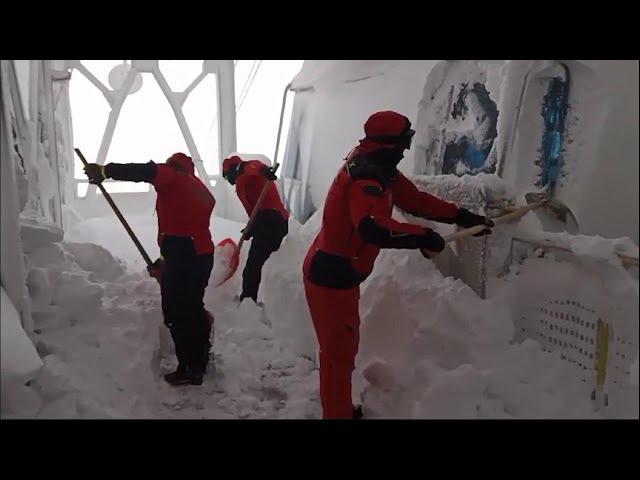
223, 162, 242, 184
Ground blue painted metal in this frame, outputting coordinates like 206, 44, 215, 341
537, 65, 570, 194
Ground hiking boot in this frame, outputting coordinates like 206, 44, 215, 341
164, 367, 203, 386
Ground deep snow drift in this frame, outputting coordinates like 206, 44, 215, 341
3, 204, 637, 419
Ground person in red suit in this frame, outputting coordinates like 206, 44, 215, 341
302, 111, 494, 419
84, 153, 215, 386
222, 155, 289, 305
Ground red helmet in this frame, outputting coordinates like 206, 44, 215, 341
166, 152, 195, 174
222, 155, 242, 174
363, 111, 415, 148
222, 155, 243, 184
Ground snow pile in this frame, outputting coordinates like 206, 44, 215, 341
2, 212, 322, 419
352, 249, 603, 418
63, 242, 127, 281
4, 201, 637, 418
20, 216, 64, 253
25, 242, 114, 325
520, 231, 639, 267
501, 252, 638, 418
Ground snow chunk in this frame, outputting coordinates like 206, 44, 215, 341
62, 242, 126, 282
19, 217, 64, 253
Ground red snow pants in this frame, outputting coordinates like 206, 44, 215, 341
303, 275, 361, 419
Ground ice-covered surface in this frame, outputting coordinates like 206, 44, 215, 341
414, 61, 503, 177
518, 231, 639, 266
1, 287, 43, 393
353, 250, 613, 418
4, 207, 637, 419
503, 252, 639, 418
19, 216, 65, 254
496, 60, 639, 244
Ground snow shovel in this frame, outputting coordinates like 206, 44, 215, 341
524, 192, 579, 235
212, 162, 280, 287
422, 199, 549, 258
75, 148, 216, 327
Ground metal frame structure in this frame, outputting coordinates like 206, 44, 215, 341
64, 60, 236, 199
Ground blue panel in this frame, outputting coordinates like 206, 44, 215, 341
537, 73, 570, 193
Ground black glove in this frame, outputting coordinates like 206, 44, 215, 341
240, 226, 254, 239
420, 229, 445, 258
84, 163, 107, 184
262, 165, 278, 181
454, 208, 494, 237
147, 257, 164, 280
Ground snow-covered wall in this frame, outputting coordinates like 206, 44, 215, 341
573, 61, 638, 243
498, 60, 638, 243
1, 77, 27, 317
414, 61, 505, 177
280, 61, 441, 221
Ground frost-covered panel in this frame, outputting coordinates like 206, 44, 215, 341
1, 287, 43, 403
281, 90, 317, 221
570, 61, 639, 243
508, 248, 638, 418
414, 60, 503, 177
12, 60, 31, 120
499, 60, 638, 243
52, 74, 79, 228
1, 80, 27, 316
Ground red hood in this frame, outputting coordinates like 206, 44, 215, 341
167, 152, 195, 175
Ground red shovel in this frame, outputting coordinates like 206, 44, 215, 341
212, 163, 280, 287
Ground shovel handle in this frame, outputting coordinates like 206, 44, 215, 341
74, 148, 154, 267
237, 163, 280, 252
443, 201, 546, 243
438, 201, 639, 268
423, 202, 545, 259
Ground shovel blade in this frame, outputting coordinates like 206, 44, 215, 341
211, 238, 240, 287
525, 192, 579, 234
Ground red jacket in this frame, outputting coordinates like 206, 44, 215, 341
304, 146, 458, 288
235, 160, 289, 220
105, 154, 216, 255
151, 164, 215, 254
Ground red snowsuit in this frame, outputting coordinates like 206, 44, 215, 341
234, 160, 289, 221
152, 158, 216, 254
224, 158, 289, 302
104, 153, 216, 254
303, 145, 459, 419
103, 153, 216, 376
